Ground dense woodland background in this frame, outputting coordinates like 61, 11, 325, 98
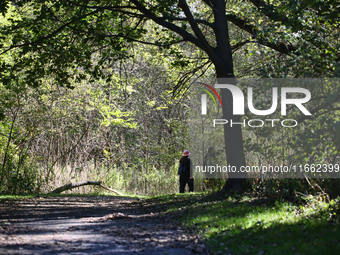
0, 0, 339, 197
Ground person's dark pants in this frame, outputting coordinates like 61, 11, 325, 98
179, 176, 194, 193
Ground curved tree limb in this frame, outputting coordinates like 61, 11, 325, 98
51, 180, 123, 195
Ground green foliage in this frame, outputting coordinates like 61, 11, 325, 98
3, 157, 42, 194
1, 0, 340, 196
0, 8, 193, 194
147, 193, 340, 255
0, 193, 37, 201
252, 177, 340, 202
0, 151, 43, 194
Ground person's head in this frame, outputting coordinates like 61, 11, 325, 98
180, 150, 190, 163
182, 150, 190, 157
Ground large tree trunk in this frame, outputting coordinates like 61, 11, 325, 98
221, 87, 247, 192
214, 71, 248, 193
212, 0, 248, 193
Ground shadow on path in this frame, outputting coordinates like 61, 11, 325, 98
0, 196, 207, 255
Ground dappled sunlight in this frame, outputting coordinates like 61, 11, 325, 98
0, 195, 207, 254
146, 193, 340, 254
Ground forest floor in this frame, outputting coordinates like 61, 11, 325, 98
0, 195, 208, 255
1, 193, 340, 255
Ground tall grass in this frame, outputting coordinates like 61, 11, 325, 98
42, 162, 212, 195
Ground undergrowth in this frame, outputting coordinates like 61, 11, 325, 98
145, 192, 340, 255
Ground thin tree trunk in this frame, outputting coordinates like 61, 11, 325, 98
0, 110, 18, 188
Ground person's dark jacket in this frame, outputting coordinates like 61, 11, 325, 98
179, 156, 192, 178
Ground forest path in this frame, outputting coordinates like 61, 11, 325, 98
0, 196, 207, 254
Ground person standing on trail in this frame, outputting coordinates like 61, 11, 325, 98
178, 150, 194, 193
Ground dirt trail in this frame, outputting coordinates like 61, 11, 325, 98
0, 196, 208, 255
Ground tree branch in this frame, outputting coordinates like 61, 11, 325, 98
67, 0, 215, 28
56, 18, 186, 48
67, 0, 210, 52
231, 40, 252, 52
65, 0, 137, 11
226, 13, 296, 55
178, 0, 216, 60
129, 0, 205, 52
50, 180, 123, 195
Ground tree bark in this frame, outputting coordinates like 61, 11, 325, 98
212, 0, 248, 193
215, 74, 248, 193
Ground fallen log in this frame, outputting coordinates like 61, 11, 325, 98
51, 181, 123, 195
